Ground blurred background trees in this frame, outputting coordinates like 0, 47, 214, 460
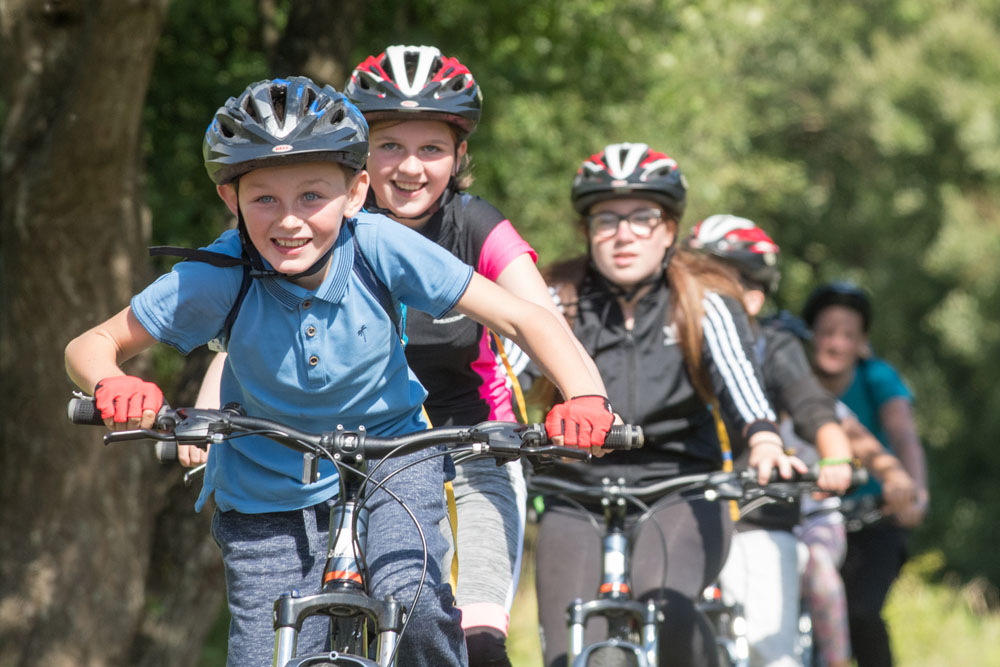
3, 0, 999, 663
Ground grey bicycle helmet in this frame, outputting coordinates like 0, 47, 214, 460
571, 142, 688, 218
345, 45, 482, 138
204, 76, 369, 185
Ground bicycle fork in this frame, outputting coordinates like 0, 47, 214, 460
273, 489, 403, 667
567, 480, 660, 667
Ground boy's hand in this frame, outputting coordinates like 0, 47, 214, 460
95, 375, 163, 430
545, 395, 614, 449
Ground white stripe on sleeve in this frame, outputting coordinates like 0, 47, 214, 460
702, 292, 777, 423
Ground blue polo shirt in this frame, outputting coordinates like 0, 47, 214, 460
131, 211, 474, 513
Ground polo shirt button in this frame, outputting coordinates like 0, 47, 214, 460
309, 355, 319, 366
302, 300, 312, 310
306, 326, 317, 337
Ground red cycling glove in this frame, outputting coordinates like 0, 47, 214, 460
545, 395, 614, 448
94, 376, 164, 424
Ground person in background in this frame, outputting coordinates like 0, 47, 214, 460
343, 44, 606, 666
686, 215, 852, 666
527, 144, 803, 667
802, 281, 929, 667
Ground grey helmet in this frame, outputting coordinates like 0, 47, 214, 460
204, 76, 368, 185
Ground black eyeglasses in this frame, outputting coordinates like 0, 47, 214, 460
586, 207, 664, 240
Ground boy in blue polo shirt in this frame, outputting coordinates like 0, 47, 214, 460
65, 77, 614, 667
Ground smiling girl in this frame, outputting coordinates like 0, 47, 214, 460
345, 45, 605, 667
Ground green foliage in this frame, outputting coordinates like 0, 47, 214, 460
147, 0, 1000, 586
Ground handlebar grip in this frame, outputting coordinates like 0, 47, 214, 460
761, 464, 870, 488
68, 397, 105, 425
155, 441, 178, 462
602, 424, 644, 451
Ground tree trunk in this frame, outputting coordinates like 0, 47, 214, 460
270, 0, 363, 87
0, 2, 223, 666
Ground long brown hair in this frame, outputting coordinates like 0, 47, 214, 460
665, 248, 745, 403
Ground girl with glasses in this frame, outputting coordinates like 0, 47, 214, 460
526, 142, 803, 667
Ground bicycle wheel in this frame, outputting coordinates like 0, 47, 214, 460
283, 652, 378, 667
584, 645, 640, 667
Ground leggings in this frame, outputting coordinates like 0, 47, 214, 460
840, 522, 907, 667
535, 495, 731, 667
797, 517, 850, 665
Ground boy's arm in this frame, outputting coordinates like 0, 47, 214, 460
454, 273, 602, 401
453, 273, 613, 449
494, 254, 607, 394
65, 306, 160, 429
173, 351, 228, 467
812, 421, 854, 494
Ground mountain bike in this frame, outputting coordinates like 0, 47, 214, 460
528, 467, 865, 667
68, 395, 641, 667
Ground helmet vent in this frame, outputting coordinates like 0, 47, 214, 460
270, 85, 287, 125
217, 116, 238, 139
303, 86, 317, 109
241, 96, 261, 123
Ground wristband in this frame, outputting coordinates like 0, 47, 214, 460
819, 457, 852, 467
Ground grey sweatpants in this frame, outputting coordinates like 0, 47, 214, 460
211, 451, 467, 667
449, 457, 527, 632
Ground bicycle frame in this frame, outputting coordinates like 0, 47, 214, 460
273, 472, 404, 667
530, 469, 839, 667
565, 478, 660, 667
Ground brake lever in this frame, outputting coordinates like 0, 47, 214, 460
104, 429, 175, 444
519, 444, 592, 462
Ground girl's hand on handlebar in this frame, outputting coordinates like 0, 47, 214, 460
747, 433, 807, 485
94, 375, 163, 431
545, 395, 615, 449
893, 486, 929, 528
816, 461, 853, 495
178, 443, 210, 467
880, 465, 923, 526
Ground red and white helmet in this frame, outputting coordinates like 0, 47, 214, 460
345, 45, 482, 138
686, 215, 781, 293
571, 142, 687, 218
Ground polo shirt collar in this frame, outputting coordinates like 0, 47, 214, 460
258, 218, 356, 308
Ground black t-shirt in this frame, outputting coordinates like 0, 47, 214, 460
398, 191, 514, 426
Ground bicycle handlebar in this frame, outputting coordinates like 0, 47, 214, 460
528, 465, 868, 503
68, 397, 644, 480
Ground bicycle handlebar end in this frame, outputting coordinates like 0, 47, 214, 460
601, 424, 644, 451
68, 396, 105, 426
